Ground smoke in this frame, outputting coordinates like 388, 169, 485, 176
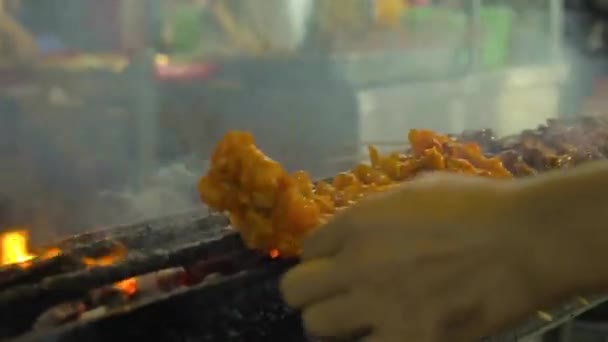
1, 1, 605, 243
0, 89, 208, 241
98, 160, 204, 226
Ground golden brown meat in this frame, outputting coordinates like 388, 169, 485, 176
199, 129, 512, 257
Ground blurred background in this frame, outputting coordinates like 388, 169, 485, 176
0, 0, 600, 239
5, 1, 608, 340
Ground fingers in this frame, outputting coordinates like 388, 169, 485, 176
280, 258, 347, 308
424, 296, 482, 342
302, 212, 353, 260
360, 335, 382, 342
360, 332, 428, 342
360, 335, 395, 342
302, 182, 436, 261
302, 190, 412, 261
301, 291, 372, 338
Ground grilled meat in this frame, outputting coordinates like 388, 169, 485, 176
198, 130, 512, 256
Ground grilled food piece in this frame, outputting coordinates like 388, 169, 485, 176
198, 129, 512, 257
460, 117, 608, 176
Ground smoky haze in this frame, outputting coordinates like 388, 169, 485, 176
0, 0, 594, 244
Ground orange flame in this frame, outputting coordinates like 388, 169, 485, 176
1, 231, 36, 267
1, 230, 137, 296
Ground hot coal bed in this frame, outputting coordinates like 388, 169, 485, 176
0, 211, 605, 342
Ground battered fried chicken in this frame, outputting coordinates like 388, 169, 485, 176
198, 129, 512, 257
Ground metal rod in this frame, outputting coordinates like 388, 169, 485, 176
549, 0, 564, 63
469, 0, 483, 73
130, 50, 160, 190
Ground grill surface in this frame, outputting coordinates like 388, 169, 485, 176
13, 260, 303, 342
1, 210, 606, 342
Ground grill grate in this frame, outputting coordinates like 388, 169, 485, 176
0, 211, 606, 342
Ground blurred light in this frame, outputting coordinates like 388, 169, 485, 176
155, 54, 170, 67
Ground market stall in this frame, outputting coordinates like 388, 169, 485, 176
4, 2, 608, 342
0, 0, 570, 232
145, 0, 568, 174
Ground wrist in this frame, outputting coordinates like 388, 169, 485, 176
493, 186, 574, 305
518, 231, 589, 303
511, 170, 608, 300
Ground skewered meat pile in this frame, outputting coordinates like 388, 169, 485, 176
460, 117, 608, 176
198, 117, 608, 257
198, 129, 512, 256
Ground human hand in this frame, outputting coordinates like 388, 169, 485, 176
280, 173, 563, 342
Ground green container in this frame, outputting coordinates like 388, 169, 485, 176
402, 7, 468, 71
403, 7, 467, 32
171, 4, 204, 54
402, 5, 514, 69
480, 6, 514, 69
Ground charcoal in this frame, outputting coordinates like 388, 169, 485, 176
0, 267, 22, 287
78, 307, 109, 323
184, 252, 265, 285
87, 286, 129, 308
0, 212, 229, 294
54, 213, 230, 253
0, 231, 242, 305
2, 213, 608, 342
0, 231, 246, 340
132, 267, 187, 295
67, 240, 127, 260
154, 267, 187, 292
32, 302, 85, 331
14, 254, 606, 342
13, 259, 302, 342
0, 255, 84, 292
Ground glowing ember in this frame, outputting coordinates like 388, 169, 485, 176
114, 278, 137, 297
42, 248, 62, 259
1, 229, 140, 297
1, 231, 36, 267
81, 242, 137, 296
269, 249, 280, 259
82, 242, 127, 267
